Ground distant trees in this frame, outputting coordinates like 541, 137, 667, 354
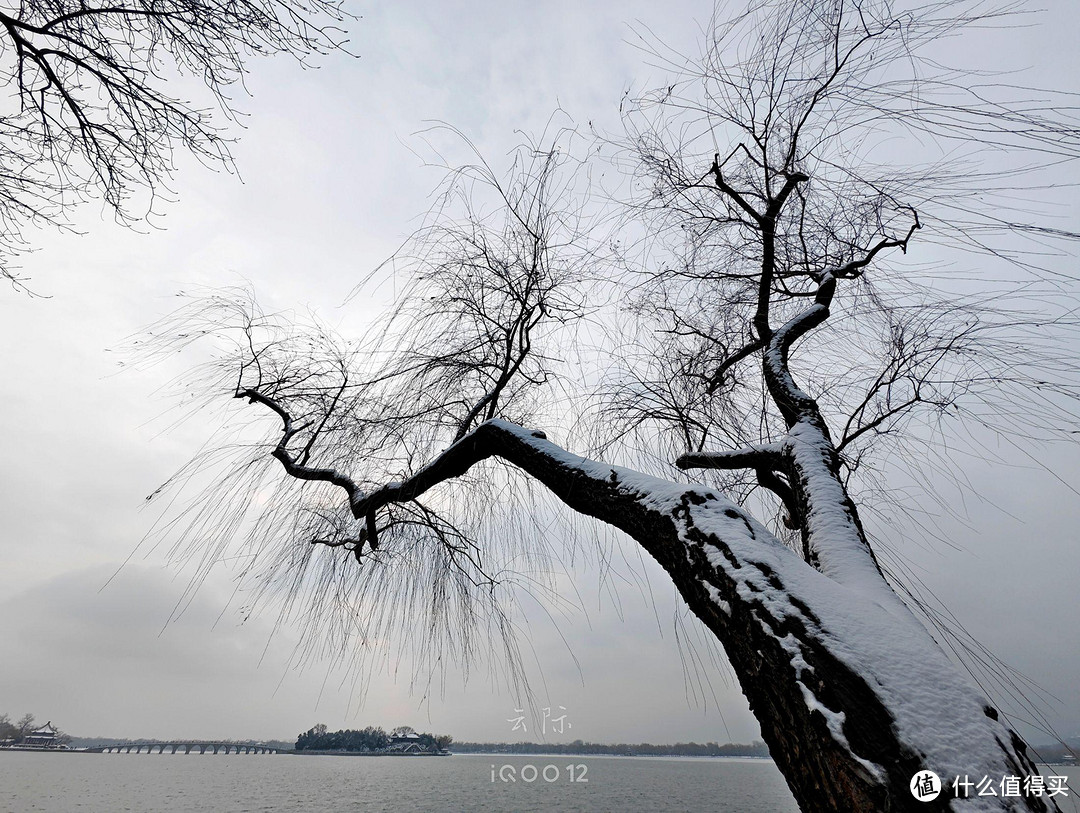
295, 724, 450, 753
451, 739, 770, 758
0, 713, 18, 741
0, 712, 39, 743
296, 724, 389, 752
0, 0, 352, 288
15, 713, 35, 740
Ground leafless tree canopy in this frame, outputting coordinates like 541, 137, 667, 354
142, 1, 1080, 809
140, 135, 598, 687
607, 0, 1080, 544
0, 0, 349, 287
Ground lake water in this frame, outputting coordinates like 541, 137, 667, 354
1, 751, 1074, 812
2, 752, 799, 812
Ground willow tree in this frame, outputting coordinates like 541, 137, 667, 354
148, 1, 1080, 810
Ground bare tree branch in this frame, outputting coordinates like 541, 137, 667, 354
0, 0, 352, 286
675, 442, 784, 471
236, 387, 360, 509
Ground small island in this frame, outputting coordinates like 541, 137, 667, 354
295, 725, 451, 756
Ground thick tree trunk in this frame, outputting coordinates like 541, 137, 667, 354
447, 421, 1058, 813
645, 493, 1054, 812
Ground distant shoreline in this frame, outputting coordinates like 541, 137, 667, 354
451, 751, 773, 760
290, 750, 448, 757
0, 747, 91, 754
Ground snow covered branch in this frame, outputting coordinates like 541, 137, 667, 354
675, 442, 785, 471
237, 387, 360, 508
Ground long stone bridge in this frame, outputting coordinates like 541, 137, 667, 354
92, 741, 280, 754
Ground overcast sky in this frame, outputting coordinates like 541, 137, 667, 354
1, 1, 1078, 750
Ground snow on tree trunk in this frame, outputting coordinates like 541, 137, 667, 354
648, 485, 1052, 812
457, 421, 1058, 813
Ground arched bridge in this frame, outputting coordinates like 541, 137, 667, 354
91, 741, 280, 754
